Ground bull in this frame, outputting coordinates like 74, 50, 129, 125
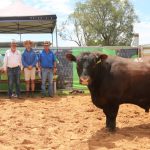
66, 52, 150, 131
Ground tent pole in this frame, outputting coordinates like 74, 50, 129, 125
20, 34, 21, 42
52, 33, 53, 47
54, 23, 58, 95
56, 23, 58, 52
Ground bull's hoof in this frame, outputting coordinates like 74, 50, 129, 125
108, 128, 116, 133
105, 127, 116, 133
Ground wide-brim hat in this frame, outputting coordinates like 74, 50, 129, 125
23, 40, 33, 46
43, 41, 52, 46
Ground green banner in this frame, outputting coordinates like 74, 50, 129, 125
72, 47, 116, 89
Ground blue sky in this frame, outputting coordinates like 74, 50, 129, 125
0, 0, 150, 46
131, 0, 150, 21
131, 0, 150, 44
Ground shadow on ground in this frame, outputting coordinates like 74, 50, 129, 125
88, 123, 150, 150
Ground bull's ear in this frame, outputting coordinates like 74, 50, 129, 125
96, 54, 108, 64
66, 53, 77, 62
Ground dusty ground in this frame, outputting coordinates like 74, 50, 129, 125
0, 95, 149, 150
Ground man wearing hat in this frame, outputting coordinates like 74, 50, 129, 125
39, 41, 56, 98
3, 40, 22, 99
22, 40, 38, 97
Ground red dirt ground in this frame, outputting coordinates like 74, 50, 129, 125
0, 95, 149, 150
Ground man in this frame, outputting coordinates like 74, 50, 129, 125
22, 40, 38, 97
39, 41, 56, 98
3, 40, 22, 99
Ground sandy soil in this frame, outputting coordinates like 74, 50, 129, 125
0, 95, 149, 150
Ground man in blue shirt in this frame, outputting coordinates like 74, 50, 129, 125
22, 40, 38, 97
39, 41, 56, 98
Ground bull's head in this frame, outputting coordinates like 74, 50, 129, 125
66, 52, 108, 85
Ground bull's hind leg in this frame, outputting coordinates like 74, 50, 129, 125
145, 107, 149, 113
103, 104, 119, 132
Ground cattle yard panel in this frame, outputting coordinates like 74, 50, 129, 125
141, 46, 150, 57
0, 46, 140, 91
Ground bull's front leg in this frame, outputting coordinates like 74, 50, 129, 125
103, 104, 119, 132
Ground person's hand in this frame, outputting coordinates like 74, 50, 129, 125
28, 66, 32, 70
21, 68, 24, 73
3, 69, 7, 74
53, 67, 57, 74
38, 67, 41, 72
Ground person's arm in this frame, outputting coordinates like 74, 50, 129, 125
21, 52, 28, 68
18, 51, 23, 70
53, 54, 57, 74
38, 53, 42, 71
53, 60, 56, 68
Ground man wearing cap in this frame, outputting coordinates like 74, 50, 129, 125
3, 40, 22, 99
22, 40, 38, 97
39, 41, 56, 98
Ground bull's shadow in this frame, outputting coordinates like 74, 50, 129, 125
88, 123, 150, 150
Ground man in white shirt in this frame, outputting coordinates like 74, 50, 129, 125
3, 40, 22, 99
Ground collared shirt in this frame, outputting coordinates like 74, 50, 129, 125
3, 49, 22, 71
22, 48, 38, 68
39, 49, 56, 68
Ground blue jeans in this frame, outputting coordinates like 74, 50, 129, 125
7, 66, 21, 97
41, 68, 54, 96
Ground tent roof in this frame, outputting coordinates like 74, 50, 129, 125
0, 0, 57, 34
0, 15, 57, 34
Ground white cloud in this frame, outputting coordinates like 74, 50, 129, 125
34, 0, 73, 16
0, 0, 12, 9
134, 22, 150, 45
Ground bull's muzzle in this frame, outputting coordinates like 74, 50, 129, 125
80, 76, 90, 85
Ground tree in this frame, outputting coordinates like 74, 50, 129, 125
59, 16, 86, 46
60, 0, 138, 46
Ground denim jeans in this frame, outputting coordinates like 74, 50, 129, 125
7, 66, 21, 97
41, 68, 54, 96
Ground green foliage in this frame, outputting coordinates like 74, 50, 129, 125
68, 0, 138, 46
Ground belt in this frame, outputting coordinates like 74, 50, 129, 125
8, 66, 20, 69
42, 67, 53, 69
